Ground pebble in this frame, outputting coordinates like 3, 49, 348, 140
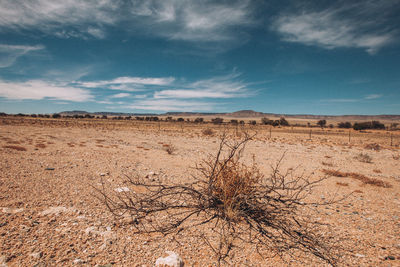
355, 253, 366, 258
384, 256, 395, 260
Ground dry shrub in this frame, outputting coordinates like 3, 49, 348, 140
3, 145, 27, 151
6, 140, 20, 144
202, 128, 215, 136
163, 144, 176, 155
321, 161, 334, 167
373, 169, 381, 174
336, 182, 349, 186
322, 169, 391, 188
35, 143, 46, 149
364, 143, 381, 151
96, 133, 344, 265
354, 153, 372, 163
393, 154, 400, 160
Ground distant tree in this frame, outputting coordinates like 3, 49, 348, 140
279, 117, 289, 126
317, 119, 327, 128
102, 115, 108, 119
52, 113, 61, 119
338, 122, 352, 129
249, 120, 257, 125
194, 117, 204, 123
230, 119, 238, 125
177, 118, 185, 122
239, 120, 245, 125
212, 118, 224, 124
0, 112, 7, 116
261, 117, 273, 125
30, 114, 37, 118
353, 121, 385, 130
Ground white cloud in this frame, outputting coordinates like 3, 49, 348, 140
0, 0, 254, 43
273, 2, 397, 54
78, 76, 175, 90
128, 99, 214, 112
365, 94, 382, 100
110, 93, 131, 98
154, 73, 250, 99
0, 79, 93, 102
0, 0, 117, 39
0, 44, 44, 68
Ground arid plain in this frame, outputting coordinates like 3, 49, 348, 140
1, 117, 399, 266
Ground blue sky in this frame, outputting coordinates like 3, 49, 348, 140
0, 0, 399, 115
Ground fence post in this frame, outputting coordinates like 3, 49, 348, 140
309, 129, 312, 140
348, 130, 351, 143
391, 133, 393, 147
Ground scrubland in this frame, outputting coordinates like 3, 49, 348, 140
0, 117, 399, 266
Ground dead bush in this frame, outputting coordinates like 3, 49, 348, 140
163, 143, 176, 155
393, 154, 400, 160
202, 128, 215, 136
364, 143, 381, 151
96, 134, 344, 265
3, 145, 27, 151
354, 153, 372, 163
321, 169, 391, 188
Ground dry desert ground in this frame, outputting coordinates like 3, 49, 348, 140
0, 117, 400, 266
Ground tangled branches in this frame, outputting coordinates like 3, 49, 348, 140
96, 133, 343, 265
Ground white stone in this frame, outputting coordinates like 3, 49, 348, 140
114, 187, 130, 192
155, 251, 184, 267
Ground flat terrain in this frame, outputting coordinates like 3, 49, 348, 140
1, 117, 399, 266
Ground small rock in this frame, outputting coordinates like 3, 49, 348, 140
384, 256, 395, 260
30, 252, 43, 259
355, 253, 366, 258
73, 258, 83, 264
45, 167, 55, 171
155, 251, 184, 267
100, 173, 106, 176
114, 187, 129, 193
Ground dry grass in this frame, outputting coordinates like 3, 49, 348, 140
322, 169, 391, 188
2, 145, 27, 151
35, 143, 46, 149
321, 161, 334, 167
162, 143, 176, 155
373, 169, 381, 174
364, 143, 381, 151
354, 153, 372, 163
202, 128, 215, 136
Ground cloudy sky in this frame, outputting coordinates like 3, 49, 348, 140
0, 0, 399, 115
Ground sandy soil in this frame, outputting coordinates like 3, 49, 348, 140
0, 117, 399, 266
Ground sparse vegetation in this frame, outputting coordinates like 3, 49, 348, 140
3, 145, 27, 151
321, 169, 391, 188
355, 153, 372, 163
364, 143, 381, 151
163, 144, 176, 155
202, 128, 215, 136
